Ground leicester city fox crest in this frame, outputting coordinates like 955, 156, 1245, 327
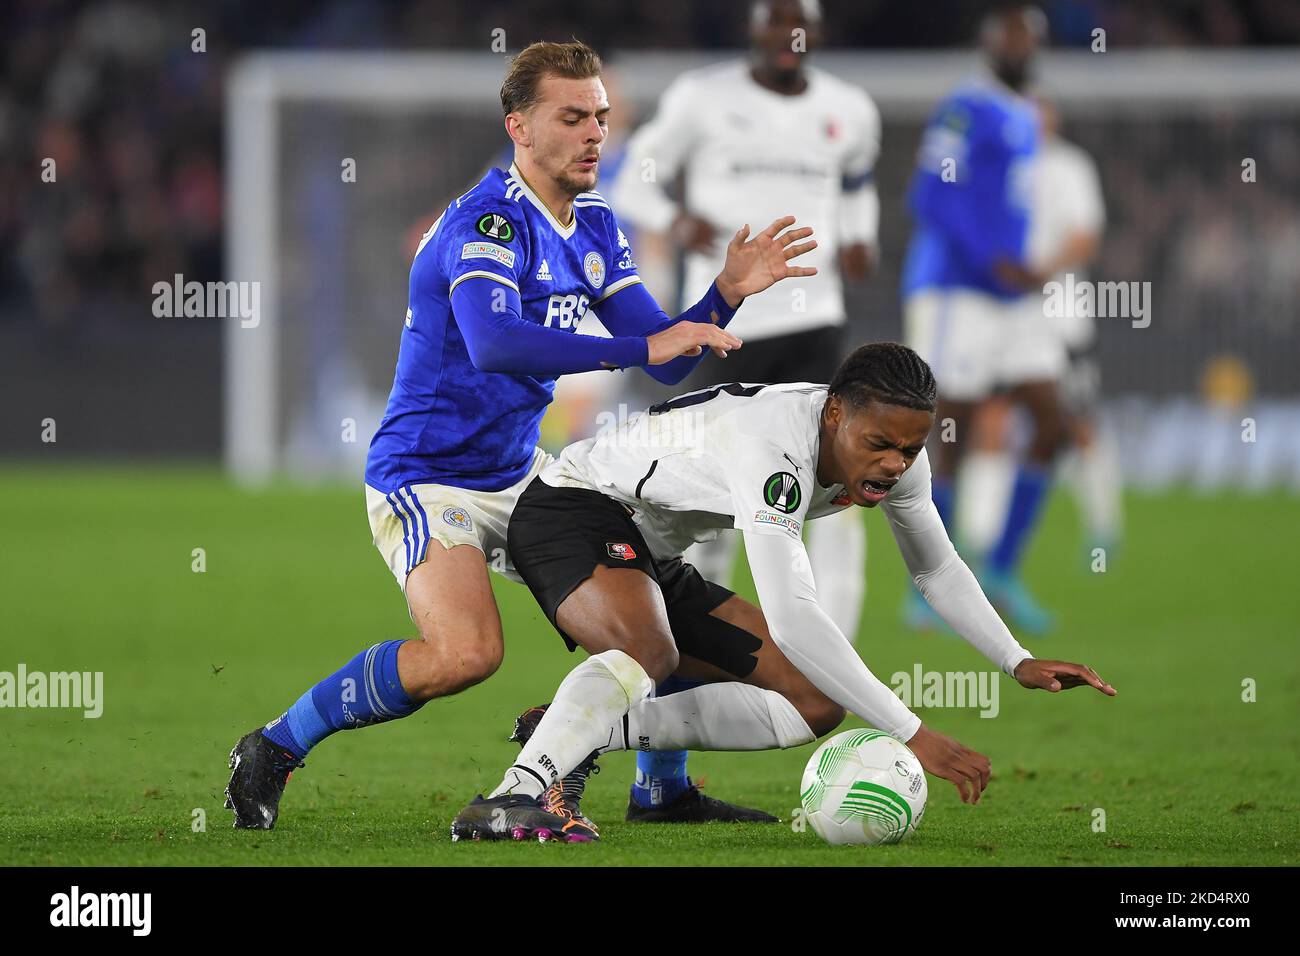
443, 507, 473, 531
584, 251, 606, 289
763, 472, 802, 514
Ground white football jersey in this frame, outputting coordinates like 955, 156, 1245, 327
541, 381, 1030, 740
1027, 136, 1106, 349
541, 381, 927, 560
611, 61, 881, 340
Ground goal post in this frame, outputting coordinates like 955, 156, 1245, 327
224, 49, 1300, 486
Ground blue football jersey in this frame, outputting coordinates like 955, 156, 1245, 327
365, 163, 642, 494
902, 77, 1039, 300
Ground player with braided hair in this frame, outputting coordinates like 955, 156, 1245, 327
827, 340, 938, 412
452, 342, 1114, 841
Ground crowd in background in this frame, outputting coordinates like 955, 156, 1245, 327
3, 0, 1299, 334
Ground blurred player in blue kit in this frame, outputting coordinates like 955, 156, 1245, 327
903, 4, 1066, 634
960, 96, 1119, 567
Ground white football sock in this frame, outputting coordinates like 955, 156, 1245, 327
807, 507, 866, 643
493, 649, 653, 799
957, 450, 1015, 556
607, 682, 815, 753
1070, 434, 1124, 546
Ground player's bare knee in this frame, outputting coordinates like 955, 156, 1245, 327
656, 643, 681, 683
621, 634, 679, 684
450, 636, 504, 688
403, 628, 502, 699
807, 703, 846, 738
641, 642, 680, 684
796, 692, 845, 737
585, 612, 678, 683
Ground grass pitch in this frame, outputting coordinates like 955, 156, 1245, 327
1, 466, 1296, 866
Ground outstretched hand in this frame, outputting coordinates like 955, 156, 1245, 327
646, 319, 742, 365
1014, 658, 1117, 695
905, 724, 991, 805
715, 215, 818, 307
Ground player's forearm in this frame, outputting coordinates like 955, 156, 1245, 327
916, 553, 1032, 677
600, 278, 738, 338
838, 181, 879, 248
598, 279, 739, 386
608, 117, 683, 234
769, 598, 922, 741
451, 279, 647, 375
745, 531, 922, 740
648, 282, 741, 384
883, 475, 1032, 677
679, 280, 739, 331
1043, 230, 1100, 276
713, 275, 745, 310
468, 321, 646, 376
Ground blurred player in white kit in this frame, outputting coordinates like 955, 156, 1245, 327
1031, 97, 1120, 558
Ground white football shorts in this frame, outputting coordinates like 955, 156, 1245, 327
364, 446, 554, 591
904, 288, 1067, 401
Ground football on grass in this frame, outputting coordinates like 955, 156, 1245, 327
800, 729, 928, 845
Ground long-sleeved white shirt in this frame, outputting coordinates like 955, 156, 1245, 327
542, 382, 1033, 739
609, 61, 880, 341
1027, 135, 1106, 350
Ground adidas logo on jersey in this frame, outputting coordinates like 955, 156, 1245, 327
536, 259, 552, 281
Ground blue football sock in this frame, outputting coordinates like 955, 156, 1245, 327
988, 464, 1052, 575
262, 639, 421, 759
631, 675, 697, 809
931, 475, 955, 533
